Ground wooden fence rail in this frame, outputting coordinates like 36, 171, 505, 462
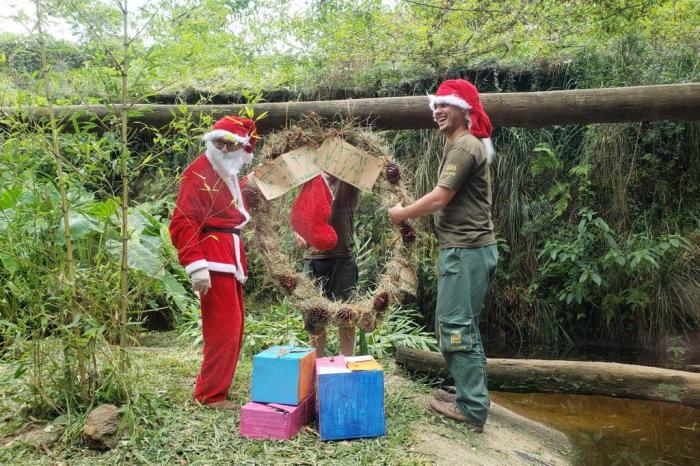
1, 83, 699, 133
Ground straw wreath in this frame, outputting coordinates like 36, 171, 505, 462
243, 115, 418, 332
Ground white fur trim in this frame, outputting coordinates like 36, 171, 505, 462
206, 262, 238, 273
429, 94, 472, 112
206, 261, 248, 284
185, 259, 208, 275
220, 174, 250, 228
203, 129, 251, 147
481, 138, 495, 164
232, 233, 247, 283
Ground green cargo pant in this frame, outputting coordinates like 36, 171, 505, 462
436, 245, 498, 425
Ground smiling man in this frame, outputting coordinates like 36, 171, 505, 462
388, 79, 498, 432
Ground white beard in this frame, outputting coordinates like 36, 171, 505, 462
205, 141, 253, 179
204, 139, 252, 229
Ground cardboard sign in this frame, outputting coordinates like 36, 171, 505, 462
252, 145, 321, 200
313, 138, 384, 192
281, 145, 322, 186
251, 139, 384, 199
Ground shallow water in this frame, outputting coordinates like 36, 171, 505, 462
491, 391, 700, 466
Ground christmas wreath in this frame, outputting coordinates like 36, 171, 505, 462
242, 117, 418, 333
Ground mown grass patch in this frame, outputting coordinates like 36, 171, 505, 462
0, 331, 459, 465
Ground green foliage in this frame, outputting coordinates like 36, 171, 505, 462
485, 124, 700, 344
364, 307, 438, 358
2, 1, 697, 101
179, 298, 437, 360
539, 208, 690, 313
241, 299, 307, 356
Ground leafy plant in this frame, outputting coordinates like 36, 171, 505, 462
364, 306, 438, 358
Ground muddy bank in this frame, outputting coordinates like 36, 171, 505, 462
387, 376, 572, 465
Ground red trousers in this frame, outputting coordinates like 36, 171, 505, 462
194, 272, 245, 404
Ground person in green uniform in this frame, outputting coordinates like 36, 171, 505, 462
297, 173, 360, 357
388, 79, 497, 432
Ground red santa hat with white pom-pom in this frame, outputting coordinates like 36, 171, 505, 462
429, 79, 495, 162
203, 115, 259, 153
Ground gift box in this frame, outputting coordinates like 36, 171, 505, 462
316, 355, 386, 441
251, 345, 316, 405
239, 392, 315, 440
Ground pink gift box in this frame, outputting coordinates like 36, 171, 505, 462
239, 392, 315, 440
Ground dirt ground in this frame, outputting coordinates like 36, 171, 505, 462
391, 376, 572, 466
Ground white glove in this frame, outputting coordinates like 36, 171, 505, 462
191, 268, 211, 295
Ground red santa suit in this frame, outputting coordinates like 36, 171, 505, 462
169, 116, 257, 404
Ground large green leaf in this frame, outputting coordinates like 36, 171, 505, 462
0, 251, 20, 274
106, 238, 165, 278
56, 212, 103, 239
86, 197, 119, 220
162, 270, 192, 313
0, 186, 23, 211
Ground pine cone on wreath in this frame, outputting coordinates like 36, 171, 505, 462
385, 162, 401, 184
242, 184, 264, 210
279, 275, 298, 294
373, 291, 390, 313
399, 222, 416, 244
304, 307, 329, 333
357, 312, 377, 332
336, 307, 357, 328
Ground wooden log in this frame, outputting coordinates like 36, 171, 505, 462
395, 346, 700, 408
1, 84, 699, 133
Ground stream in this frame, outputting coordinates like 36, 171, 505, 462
484, 335, 700, 465
492, 391, 699, 465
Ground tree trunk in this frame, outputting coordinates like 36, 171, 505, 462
118, 0, 130, 350
35, 0, 88, 400
395, 347, 700, 408
2, 84, 699, 133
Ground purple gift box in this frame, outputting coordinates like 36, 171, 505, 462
239, 392, 315, 440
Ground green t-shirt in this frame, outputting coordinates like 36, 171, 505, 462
304, 178, 360, 259
434, 132, 496, 249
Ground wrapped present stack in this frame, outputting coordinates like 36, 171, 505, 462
315, 355, 386, 441
240, 345, 316, 440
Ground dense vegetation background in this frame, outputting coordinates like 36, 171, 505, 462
1, 0, 698, 427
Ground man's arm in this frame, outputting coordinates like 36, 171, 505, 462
388, 185, 456, 224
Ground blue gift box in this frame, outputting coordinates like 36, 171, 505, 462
251, 345, 316, 405
316, 355, 386, 440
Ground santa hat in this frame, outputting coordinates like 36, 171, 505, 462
203, 115, 258, 153
429, 79, 495, 161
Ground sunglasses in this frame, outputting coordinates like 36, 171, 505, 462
213, 139, 244, 150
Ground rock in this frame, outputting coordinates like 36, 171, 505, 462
82, 404, 122, 450
21, 424, 62, 450
1, 423, 63, 450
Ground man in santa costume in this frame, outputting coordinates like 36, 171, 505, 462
169, 115, 257, 410
388, 79, 498, 432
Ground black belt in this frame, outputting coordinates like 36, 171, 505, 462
202, 227, 241, 235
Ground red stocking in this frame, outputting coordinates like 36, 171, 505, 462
290, 175, 337, 251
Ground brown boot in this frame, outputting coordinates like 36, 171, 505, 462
433, 388, 456, 403
429, 399, 484, 433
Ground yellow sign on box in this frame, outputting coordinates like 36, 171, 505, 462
345, 355, 383, 372
313, 137, 384, 192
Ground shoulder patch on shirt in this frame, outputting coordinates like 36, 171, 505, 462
441, 163, 458, 178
